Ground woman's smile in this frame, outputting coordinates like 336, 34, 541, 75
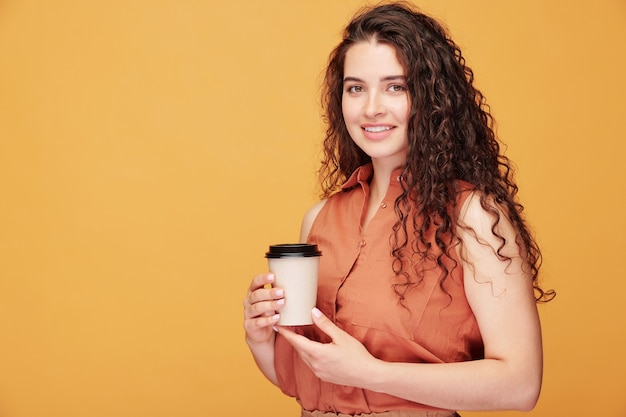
362, 124, 396, 140
342, 40, 409, 167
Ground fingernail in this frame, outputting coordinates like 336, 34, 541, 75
275, 289, 284, 297
312, 307, 322, 318
272, 313, 280, 322
272, 326, 278, 332
276, 298, 285, 306
267, 273, 275, 282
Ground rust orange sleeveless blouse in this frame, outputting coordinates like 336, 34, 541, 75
274, 164, 484, 414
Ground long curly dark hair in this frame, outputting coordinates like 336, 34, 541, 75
319, 2, 555, 303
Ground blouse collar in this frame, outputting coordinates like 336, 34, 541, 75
341, 163, 405, 190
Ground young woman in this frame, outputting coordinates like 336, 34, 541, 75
243, 3, 554, 416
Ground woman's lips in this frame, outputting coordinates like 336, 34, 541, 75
362, 124, 395, 140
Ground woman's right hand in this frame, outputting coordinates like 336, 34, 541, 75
243, 273, 285, 347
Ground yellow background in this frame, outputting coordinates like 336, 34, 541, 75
1, 1, 625, 416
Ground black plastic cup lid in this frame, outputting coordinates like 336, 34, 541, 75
265, 243, 322, 258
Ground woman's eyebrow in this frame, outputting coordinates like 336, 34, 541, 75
382, 75, 406, 81
343, 75, 406, 82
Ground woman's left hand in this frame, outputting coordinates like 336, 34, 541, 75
276, 307, 379, 387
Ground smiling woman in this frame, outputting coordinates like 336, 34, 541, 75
243, 2, 555, 416
1, 0, 623, 416
341, 41, 410, 173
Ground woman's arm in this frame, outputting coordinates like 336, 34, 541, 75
365, 192, 543, 410
278, 193, 543, 411
243, 199, 327, 385
243, 272, 283, 385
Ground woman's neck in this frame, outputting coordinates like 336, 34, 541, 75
369, 159, 403, 201
361, 159, 403, 230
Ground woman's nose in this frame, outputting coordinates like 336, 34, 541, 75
365, 92, 385, 118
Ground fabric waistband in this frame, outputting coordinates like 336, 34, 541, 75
301, 410, 459, 417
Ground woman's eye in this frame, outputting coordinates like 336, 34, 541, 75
347, 85, 364, 93
388, 84, 406, 92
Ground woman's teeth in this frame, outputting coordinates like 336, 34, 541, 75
364, 126, 391, 132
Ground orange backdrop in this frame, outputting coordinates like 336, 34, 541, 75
1, 1, 625, 416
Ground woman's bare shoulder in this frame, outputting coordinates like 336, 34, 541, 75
299, 199, 328, 243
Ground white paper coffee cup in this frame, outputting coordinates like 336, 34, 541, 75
265, 244, 322, 326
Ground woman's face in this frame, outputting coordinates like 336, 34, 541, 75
342, 40, 410, 168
